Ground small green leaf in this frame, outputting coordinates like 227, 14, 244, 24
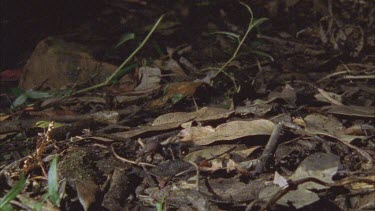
35, 121, 64, 129
210, 31, 240, 42
48, 156, 60, 207
251, 18, 268, 28
171, 94, 184, 104
0, 174, 26, 209
0, 203, 14, 211
115, 33, 135, 48
11, 94, 28, 109
34, 193, 49, 211
11, 90, 53, 109
155, 196, 165, 211
9, 87, 23, 96
250, 50, 274, 61
155, 202, 163, 211
163, 84, 169, 95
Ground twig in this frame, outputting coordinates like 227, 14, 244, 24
316, 70, 347, 83
342, 75, 375, 80
188, 161, 200, 191
111, 144, 156, 167
316, 88, 343, 106
255, 122, 284, 174
245, 199, 261, 211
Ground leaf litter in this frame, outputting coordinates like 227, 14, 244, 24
0, 1, 374, 211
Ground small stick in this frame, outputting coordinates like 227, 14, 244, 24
254, 122, 284, 174
111, 144, 156, 167
188, 161, 200, 192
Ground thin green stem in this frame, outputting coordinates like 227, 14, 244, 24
75, 14, 165, 95
106, 14, 165, 83
214, 2, 267, 77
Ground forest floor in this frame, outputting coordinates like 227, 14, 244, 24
0, 1, 374, 210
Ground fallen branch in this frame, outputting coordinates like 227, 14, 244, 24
254, 122, 284, 174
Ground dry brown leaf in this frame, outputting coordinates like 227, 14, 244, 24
77, 96, 107, 104
304, 113, 344, 135
152, 107, 233, 126
199, 159, 224, 172
314, 89, 343, 105
183, 145, 236, 162
148, 82, 204, 108
323, 105, 375, 118
349, 175, 375, 190
152, 111, 197, 126
267, 84, 297, 106
0, 115, 11, 121
112, 122, 181, 139
113, 108, 232, 140
180, 119, 275, 145
133, 66, 161, 93
166, 59, 188, 77
91, 110, 120, 124
234, 146, 262, 158
289, 153, 340, 190
75, 179, 99, 211
303, 113, 369, 143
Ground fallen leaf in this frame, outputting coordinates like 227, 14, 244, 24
349, 175, 375, 190
273, 171, 288, 187
235, 103, 273, 116
152, 107, 232, 126
304, 113, 344, 136
303, 113, 367, 143
268, 84, 297, 106
148, 160, 193, 178
180, 119, 275, 145
199, 159, 224, 172
75, 179, 99, 211
183, 145, 236, 162
259, 185, 320, 209
148, 82, 205, 108
233, 146, 262, 158
77, 96, 107, 104
133, 66, 161, 93
0, 115, 11, 122
314, 89, 343, 105
91, 110, 120, 124
289, 153, 340, 190
166, 59, 188, 77
322, 105, 375, 118
113, 122, 181, 139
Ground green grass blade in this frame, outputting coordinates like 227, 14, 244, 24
214, 2, 268, 77
47, 156, 60, 207
211, 31, 240, 42
115, 33, 135, 48
0, 175, 26, 209
106, 14, 165, 83
11, 94, 28, 109
107, 63, 137, 84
